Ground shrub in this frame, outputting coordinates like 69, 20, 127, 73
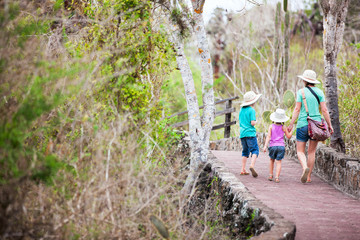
338, 43, 360, 157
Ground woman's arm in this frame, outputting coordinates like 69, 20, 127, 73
251, 120, 257, 126
320, 102, 334, 134
283, 125, 293, 139
288, 102, 301, 132
263, 125, 272, 152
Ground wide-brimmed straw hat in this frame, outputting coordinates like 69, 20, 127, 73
270, 108, 289, 123
297, 69, 321, 84
241, 91, 262, 107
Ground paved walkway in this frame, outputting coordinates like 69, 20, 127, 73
211, 150, 360, 240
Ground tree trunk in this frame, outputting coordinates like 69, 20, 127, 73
283, 10, 289, 93
182, 1, 215, 193
273, 2, 281, 90
320, 0, 349, 153
167, 0, 215, 194
170, 29, 203, 192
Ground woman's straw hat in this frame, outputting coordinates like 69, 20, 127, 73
297, 69, 321, 84
241, 91, 262, 107
270, 108, 289, 123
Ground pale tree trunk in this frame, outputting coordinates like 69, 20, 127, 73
168, 0, 215, 193
283, 0, 289, 94
273, 2, 281, 92
320, 0, 349, 153
183, 0, 215, 193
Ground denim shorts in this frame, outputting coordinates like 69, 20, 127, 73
268, 146, 285, 160
296, 125, 311, 142
240, 137, 259, 158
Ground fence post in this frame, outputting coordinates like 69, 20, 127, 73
224, 99, 232, 138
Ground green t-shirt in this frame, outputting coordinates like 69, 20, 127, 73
239, 106, 257, 138
296, 87, 325, 129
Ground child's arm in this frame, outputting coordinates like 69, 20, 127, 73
251, 120, 257, 126
288, 102, 301, 132
263, 125, 272, 152
283, 125, 293, 139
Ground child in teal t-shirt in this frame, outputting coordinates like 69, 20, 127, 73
239, 91, 262, 178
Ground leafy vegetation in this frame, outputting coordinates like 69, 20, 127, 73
0, 0, 359, 239
338, 43, 360, 157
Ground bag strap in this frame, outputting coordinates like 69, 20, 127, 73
306, 86, 320, 105
301, 88, 310, 116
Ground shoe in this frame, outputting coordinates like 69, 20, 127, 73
301, 168, 310, 183
240, 171, 250, 175
306, 179, 312, 183
249, 167, 258, 178
268, 175, 273, 181
275, 178, 280, 183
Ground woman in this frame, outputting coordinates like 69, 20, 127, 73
288, 69, 334, 183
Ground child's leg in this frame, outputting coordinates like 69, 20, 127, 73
275, 160, 282, 178
269, 159, 275, 175
250, 154, 257, 169
241, 156, 248, 172
240, 138, 250, 173
249, 154, 258, 177
249, 137, 259, 169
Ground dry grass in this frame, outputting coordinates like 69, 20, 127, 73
0, 1, 233, 239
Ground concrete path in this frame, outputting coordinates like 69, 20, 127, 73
211, 150, 360, 240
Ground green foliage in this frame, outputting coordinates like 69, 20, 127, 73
171, 7, 191, 38
14, 16, 50, 47
67, 0, 175, 127
283, 0, 288, 12
338, 43, 360, 157
150, 215, 169, 239
283, 90, 295, 108
0, 59, 87, 183
262, 111, 271, 124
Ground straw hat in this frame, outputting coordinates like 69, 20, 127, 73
270, 108, 289, 123
241, 91, 262, 107
297, 69, 321, 84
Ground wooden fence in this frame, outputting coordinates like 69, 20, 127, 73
169, 96, 239, 138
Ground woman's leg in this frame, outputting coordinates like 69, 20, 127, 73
297, 141, 310, 183
275, 160, 282, 178
296, 141, 308, 170
307, 140, 319, 181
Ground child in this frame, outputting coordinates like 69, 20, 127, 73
263, 109, 293, 183
239, 91, 262, 178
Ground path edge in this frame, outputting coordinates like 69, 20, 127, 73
205, 152, 296, 240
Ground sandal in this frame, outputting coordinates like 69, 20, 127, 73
275, 178, 280, 183
268, 175, 273, 181
306, 179, 312, 183
240, 171, 250, 175
249, 167, 258, 178
301, 168, 310, 183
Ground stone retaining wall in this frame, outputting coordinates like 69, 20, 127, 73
209, 134, 360, 199
201, 152, 296, 239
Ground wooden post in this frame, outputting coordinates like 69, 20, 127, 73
224, 99, 232, 138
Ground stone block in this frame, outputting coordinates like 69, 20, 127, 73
345, 161, 360, 196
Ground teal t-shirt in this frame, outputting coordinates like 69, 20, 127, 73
239, 106, 257, 138
296, 87, 325, 129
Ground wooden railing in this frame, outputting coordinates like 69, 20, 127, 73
169, 96, 239, 138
